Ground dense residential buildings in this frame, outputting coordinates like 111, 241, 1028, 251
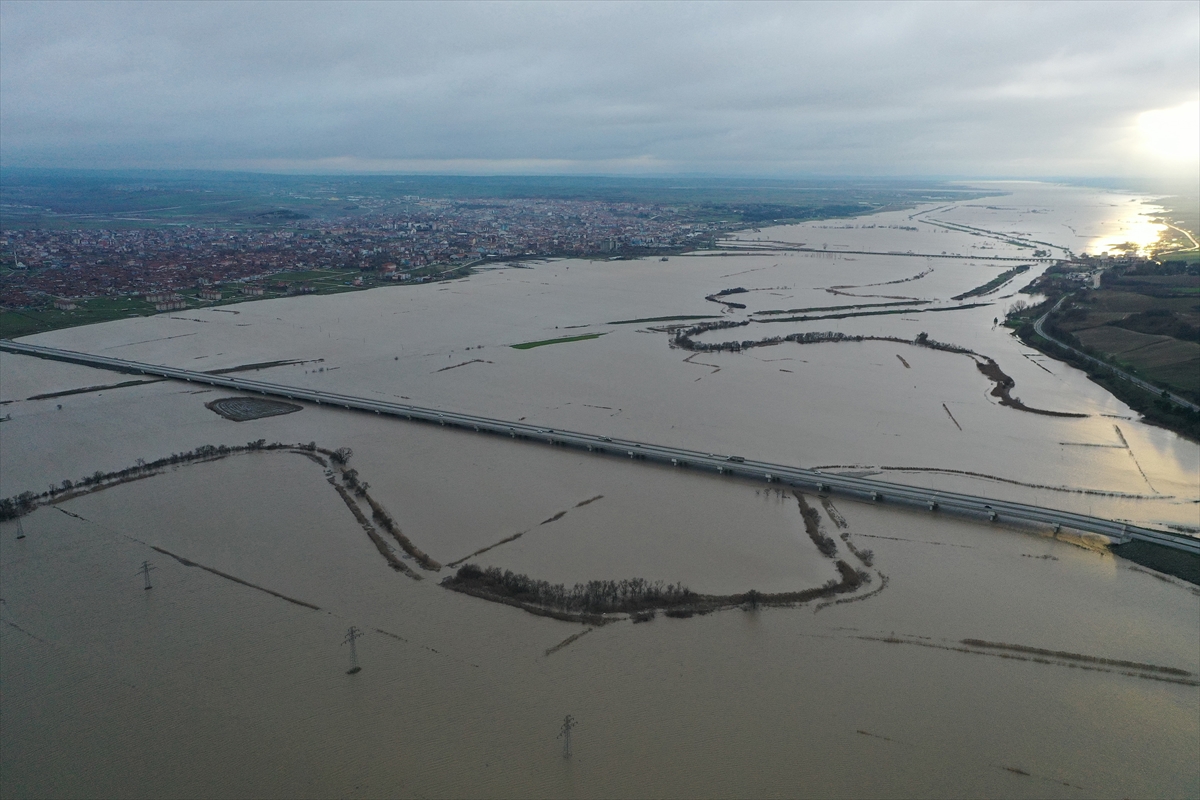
0, 198, 721, 308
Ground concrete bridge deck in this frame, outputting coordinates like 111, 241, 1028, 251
4, 338, 1197, 556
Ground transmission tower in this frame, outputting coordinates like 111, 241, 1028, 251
137, 560, 156, 590
557, 714, 577, 758
343, 626, 363, 674
15, 520, 25, 540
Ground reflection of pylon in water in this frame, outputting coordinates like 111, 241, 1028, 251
557, 715, 577, 758
137, 560, 156, 590
343, 626, 363, 674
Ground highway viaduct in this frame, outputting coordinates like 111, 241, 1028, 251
3, 338, 1197, 556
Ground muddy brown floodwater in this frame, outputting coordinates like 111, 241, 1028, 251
1, 183, 1197, 798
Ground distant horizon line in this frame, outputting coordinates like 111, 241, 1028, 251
2, 165, 1191, 191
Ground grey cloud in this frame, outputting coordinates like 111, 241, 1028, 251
1, 0, 1196, 176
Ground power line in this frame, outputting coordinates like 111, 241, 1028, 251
557, 714, 577, 758
136, 560, 156, 590
343, 626, 363, 674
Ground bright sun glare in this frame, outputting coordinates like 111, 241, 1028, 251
1137, 100, 1200, 162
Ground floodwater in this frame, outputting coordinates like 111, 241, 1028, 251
2, 182, 1197, 798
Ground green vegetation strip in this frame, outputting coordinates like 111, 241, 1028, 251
510, 332, 606, 349
755, 300, 927, 315
758, 302, 989, 325
1, 303, 153, 338
27, 379, 163, 401
608, 315, 718, 324
952, 264, 1030, 301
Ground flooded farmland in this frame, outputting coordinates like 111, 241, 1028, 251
2, 183, 1197, 798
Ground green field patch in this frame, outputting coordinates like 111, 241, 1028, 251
1073, 326, 1200, 394
511, 333, 607, 350
607, 315, 718, 324
1046, 283, 1200, 398
0, 298, 156, 338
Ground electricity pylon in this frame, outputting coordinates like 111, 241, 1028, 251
15, 520, 25, 540
343, 626, 363, 674
557, 714, 577, 758
137, 560, 156, 590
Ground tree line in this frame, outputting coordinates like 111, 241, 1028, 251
446, 564, 694, 614
672, 320, 976, 357
0, 439, 325, 521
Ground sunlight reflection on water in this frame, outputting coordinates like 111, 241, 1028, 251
1086, 202, 1166, 255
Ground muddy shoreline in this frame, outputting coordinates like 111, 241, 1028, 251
975, 358, 1085, 418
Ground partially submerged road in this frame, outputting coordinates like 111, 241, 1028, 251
4, 338, 1196, 555
1033, 295, 1200, 414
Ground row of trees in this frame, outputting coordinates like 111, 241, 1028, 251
676, 319, 838, 353
705, 286, 749, 309
671, 316, 982, 360
448, 564, 694, 614
0, 439, 326, 521
446, 561, 874, 620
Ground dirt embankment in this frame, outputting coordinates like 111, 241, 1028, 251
151, 545, 320, 610
961, 638, 1193, 676
827, 267, 934, 293
359, 491, 441, 570
331, 481, 421, 579
862, 633, 1198, 686
794, 491, 837, 557
447, 531, 527, 568
26, 378, 163, 401
975, 358, 1086, 417
545, 627, 593, 656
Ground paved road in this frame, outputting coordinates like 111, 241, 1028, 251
1034, 295, 1200, 413
3, 338, 1196, 555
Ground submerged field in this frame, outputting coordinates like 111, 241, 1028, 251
2, 417, 1196, 799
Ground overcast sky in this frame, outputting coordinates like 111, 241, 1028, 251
1, 1, 1197, 178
